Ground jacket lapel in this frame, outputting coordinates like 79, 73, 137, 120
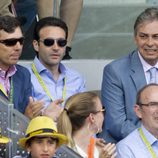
12, 72, 20, 107
130, 50, 147, 91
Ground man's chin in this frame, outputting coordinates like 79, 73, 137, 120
9, 60, 19, 65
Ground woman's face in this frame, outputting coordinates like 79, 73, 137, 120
92, 97, 104, 133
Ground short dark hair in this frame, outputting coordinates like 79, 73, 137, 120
33, 16, 68, 41
136, 83, 158, 105
26, 136, 59, 147
0, 15, 21, 33
134, 7, 158, 36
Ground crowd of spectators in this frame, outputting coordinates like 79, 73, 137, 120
0, 2, 158, 158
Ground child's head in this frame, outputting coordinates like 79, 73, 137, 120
19, 116, 67, 158
25, 136, 59, 158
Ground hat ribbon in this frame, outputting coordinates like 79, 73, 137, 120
25, 128, 56, 138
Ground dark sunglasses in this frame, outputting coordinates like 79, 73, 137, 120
0, 37, 24, 46
39, 38, 67, 47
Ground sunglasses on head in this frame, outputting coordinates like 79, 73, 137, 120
0, 37, 24, 46
39, 38, 67, 47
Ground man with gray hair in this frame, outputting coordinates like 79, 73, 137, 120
99, 7, 158, 143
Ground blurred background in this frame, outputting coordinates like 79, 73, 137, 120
14, 0, 158, 60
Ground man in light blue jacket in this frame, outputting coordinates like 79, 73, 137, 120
98, 7, 158, 142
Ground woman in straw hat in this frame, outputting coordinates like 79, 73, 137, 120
57, 92, 117, 158
19, 116, 67, 158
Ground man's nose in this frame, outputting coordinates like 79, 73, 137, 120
146, 37, 154, 46
14, 41, 23, 49
52, 40, 59, 49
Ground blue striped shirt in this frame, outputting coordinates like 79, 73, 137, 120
116, 125, 158, 158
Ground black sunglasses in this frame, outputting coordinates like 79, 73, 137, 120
0, 37, 24, 46
39, 38, 67, 47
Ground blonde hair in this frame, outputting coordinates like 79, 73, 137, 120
57, 92, 99, 147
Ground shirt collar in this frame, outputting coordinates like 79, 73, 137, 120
75, 144, 87, 158
0, 65, 16, 78
34, 56, 66, 75
34, 56, 47, 73
141, 124, 158, 146
138, 51, 158, 72
74, 144, 99, 158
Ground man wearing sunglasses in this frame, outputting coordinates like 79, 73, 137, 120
27, 17, 86, 121
0, 15, 38, 116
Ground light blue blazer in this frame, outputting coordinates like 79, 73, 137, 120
98, 50, 147, 142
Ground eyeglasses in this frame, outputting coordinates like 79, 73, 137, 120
139, 102, 158, 109
93, 107, 105, 114
39, 38, 67, 47
0, 37, 24, 46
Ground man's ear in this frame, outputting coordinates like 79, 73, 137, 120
134, 104, 142, 119
33, 40, 39, 52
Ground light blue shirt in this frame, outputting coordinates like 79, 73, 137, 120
138, 52, 158, 84
116, 125, 158, 158
28, 57, 86, 107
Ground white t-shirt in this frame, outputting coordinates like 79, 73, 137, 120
75, 144, 99, 158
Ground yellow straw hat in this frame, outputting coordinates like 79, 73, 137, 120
0, 135, 10, 144
0, 128, 10, 144
19, 116, 68, 149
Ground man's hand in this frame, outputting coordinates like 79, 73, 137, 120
43, 99, 64, 122
24, 97, 44, 119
